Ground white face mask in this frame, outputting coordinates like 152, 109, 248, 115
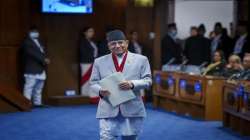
29, 32, 39, 39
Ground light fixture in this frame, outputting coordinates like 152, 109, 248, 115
134, 0, 154, 7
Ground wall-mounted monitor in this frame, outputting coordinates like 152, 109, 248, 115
42, 0, 93, 14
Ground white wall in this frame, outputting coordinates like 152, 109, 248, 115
175, 0, 233, 39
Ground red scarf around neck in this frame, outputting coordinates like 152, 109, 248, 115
112, 52, 128, 72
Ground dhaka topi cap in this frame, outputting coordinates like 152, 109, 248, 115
107, 30, 126, 42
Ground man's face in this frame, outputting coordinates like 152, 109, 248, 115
198, 29, 205, 36
213, 52, 222, 62
214, 26, 222, 35
228, 56, 240, 69
243, 56, 250, 69
131, 32, 138, 41
108, 40, 128, 55
190, 29, 198, 37
84, 28, 95, 39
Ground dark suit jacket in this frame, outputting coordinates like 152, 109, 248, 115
20, 37, 47, 75
222, 68, 242, 78
184, 36, 211, 65
161, 35, 182, 65
128, 41, 145, 54
216, 35, 234, 59
79, 38, 96, 63
128, 42, 136, 53
233, 35, 249, 58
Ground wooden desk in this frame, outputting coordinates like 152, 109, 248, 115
223, 82, 250, 136
153, 71, 225, 121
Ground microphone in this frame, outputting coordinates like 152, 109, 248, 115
181, 59, 189, 65
166, 58, 176, 65
180, 59, 188, 72
199, 62, 208, 69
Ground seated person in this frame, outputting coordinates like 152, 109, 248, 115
223, 54, 243, 78
203, 50, 225, 76
231, 54, 250, 80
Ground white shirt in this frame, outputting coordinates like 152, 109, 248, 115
133, 42, 142, 54
33, 38, 44, 53
116, 53, 126, 65
211, 34, 221, 56
90, 41, 98, 58
234, 34, 247, 54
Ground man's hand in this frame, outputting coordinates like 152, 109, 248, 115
119, 81, 134, 90
99, 89, 111, 97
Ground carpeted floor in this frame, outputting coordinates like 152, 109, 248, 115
0, 105, 249, 140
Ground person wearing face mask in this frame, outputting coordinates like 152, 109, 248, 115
161, 23, 182, 66
79, 26, 99, 103
89, 30, 152, 140
20, 26, 50, 108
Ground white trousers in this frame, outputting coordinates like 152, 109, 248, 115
99, 113, 143, 140
100, 134, 137, 140
23, 77, 45, 105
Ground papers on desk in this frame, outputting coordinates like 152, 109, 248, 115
99, 72, 136, 107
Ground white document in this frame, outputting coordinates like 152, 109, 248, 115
99, 72, 136, 107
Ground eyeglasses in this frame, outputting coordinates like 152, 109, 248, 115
108, 40, 126, 46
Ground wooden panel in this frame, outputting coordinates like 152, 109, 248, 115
0, 0, 30, 46
178, 74, 204, 103
205, 79, 224, 120
0, 47, 21, 89
154, 71, 176, 96
236, 0, 248, 22
153, 71, 224, 121
0, 1, 3, 44
223, 83, 240, 112
152, 0, 170, 69
0, 97, 19, 113
241, 84, 250, 117
0, 81, 31, 112
223, 82, 250, 136
125, 4, 154, 64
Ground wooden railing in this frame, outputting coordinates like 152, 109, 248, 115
0, 46, 31, 112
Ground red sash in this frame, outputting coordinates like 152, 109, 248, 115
112, 52, 128, 72
80, 64, 93, 86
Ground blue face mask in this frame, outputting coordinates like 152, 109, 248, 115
171, 30, 177, 37
169, 30, 177, 39
29, 31, 39, 39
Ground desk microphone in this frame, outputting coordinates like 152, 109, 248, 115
181, 59, 189, 65
166, 58, 176, 65
199, 62, 208, 69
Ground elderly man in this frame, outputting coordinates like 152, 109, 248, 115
89, 30, 152, 140
230, 54, 250, 81
239, 55, 250, 80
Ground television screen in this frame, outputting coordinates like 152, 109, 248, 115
42, 0, 93, 14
